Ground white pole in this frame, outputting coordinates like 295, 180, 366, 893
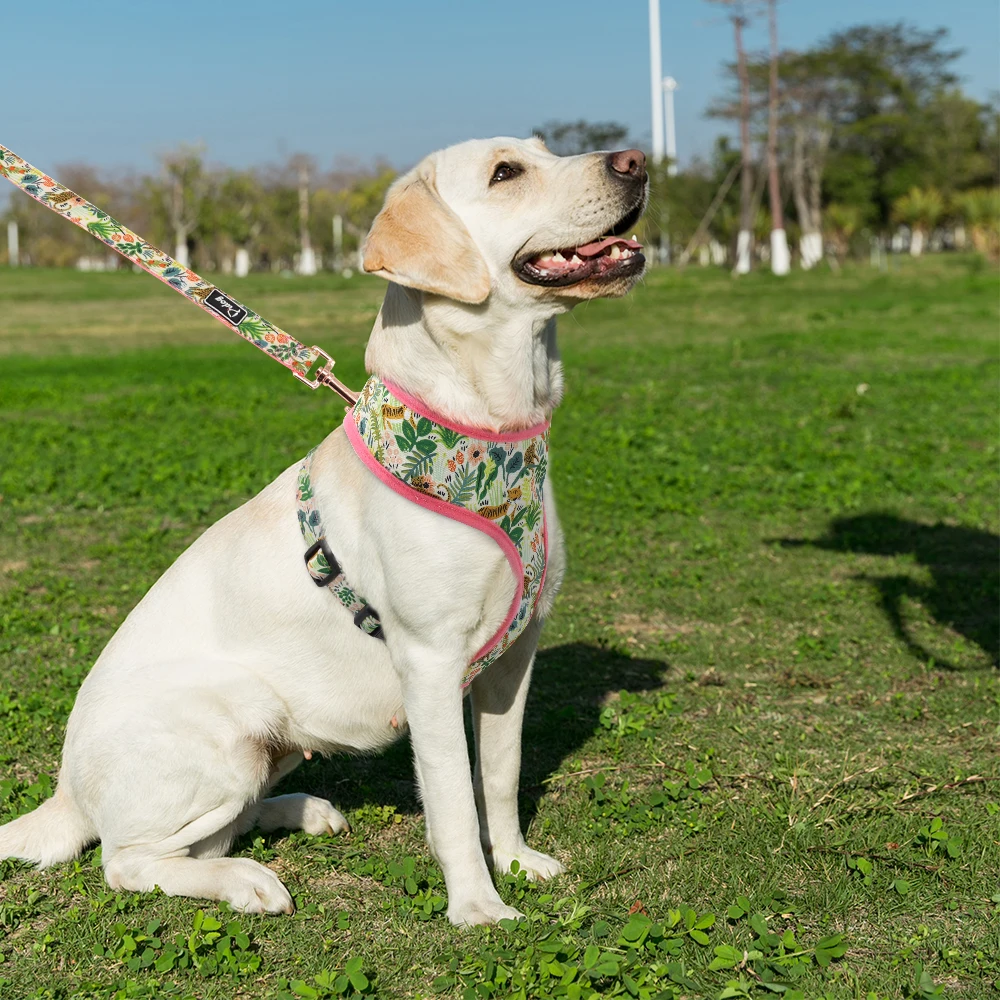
7, 221, 19, 267
648, 0, 665, 163
662, 76, 678, 176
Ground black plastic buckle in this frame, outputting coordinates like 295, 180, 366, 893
353, 604, 385, 641
303, 537, 342, 588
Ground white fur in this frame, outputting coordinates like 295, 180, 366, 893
0, 137, 646, 925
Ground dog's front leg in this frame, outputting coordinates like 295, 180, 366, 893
398, 643, 521, 927
471, 619, 565, 882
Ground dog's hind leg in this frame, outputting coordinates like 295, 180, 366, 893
103, 802, 294, 914
471, 619, 565, 881
255, 795, 350, 837
233, 752, 350, 838
73, 668, 297, 913
105, 850, 294, 915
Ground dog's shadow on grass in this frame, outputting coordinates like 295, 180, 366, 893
291, 642, 668, 822
777, 512, 999, 671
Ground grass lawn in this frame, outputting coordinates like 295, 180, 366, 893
0, 256, 997, 999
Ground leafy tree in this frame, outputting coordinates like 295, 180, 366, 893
820, 23, 961, 220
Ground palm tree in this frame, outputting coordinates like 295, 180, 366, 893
892, 187, 944, 257
952, 188, 1000, 259
823, 203, 861, 261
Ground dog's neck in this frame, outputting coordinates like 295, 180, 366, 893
364, 284, 564, 432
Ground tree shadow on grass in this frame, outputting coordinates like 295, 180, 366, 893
778, 513, 999, 671
287, 642, 669, 823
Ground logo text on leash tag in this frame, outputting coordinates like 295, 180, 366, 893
204, 288, 249, 326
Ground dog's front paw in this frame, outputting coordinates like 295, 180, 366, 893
447, 896, 524, 927
489, 844, 565, 881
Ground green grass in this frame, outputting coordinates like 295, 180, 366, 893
0, 256, 997, 999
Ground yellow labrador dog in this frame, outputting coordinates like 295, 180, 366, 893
0, 137, 647, 926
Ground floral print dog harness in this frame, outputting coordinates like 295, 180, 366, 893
297, 376, 549, 687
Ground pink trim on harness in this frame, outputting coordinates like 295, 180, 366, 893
345, 376, 550, 686
382, 378, 551, 442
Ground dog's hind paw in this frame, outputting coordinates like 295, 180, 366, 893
489, 845, 565, 881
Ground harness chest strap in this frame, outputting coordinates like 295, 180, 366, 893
297, 375, 550, 687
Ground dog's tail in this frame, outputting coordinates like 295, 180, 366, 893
0, 784, 95, 868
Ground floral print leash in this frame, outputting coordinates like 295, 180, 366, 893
0, 144, 358, 405
2, 144, 552, 684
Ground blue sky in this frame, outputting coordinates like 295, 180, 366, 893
2, 0, 997, 185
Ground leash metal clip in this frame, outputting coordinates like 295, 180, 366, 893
294, 349, 359, 406
294, 348, 336, 389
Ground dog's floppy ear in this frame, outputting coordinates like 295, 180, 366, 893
363, 168, 491, 305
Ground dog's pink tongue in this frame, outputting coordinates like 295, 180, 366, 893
575, 236, 643, 258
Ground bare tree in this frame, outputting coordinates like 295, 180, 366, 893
290, 154, 317, 275
708, 1, 756, 274
160, 146, 205, 269
766, 0, 789, 274
781, 51, 835, 268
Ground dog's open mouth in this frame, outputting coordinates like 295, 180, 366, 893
514, 203, 647, 288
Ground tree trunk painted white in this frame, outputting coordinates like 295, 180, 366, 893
298, 247, 318, 276
735, 230, 752, 274
765, 0, 786, 277
296, 160, 316, 275
953, 224, 966, 250
770, 229, 790, 275
733, 15, 754, 274
6, 221, 18, 267
235, 247, 250, 277
174, 239, 190, 268
332, 214, 344, 268
710, 239, 726, 265
698, 244, 710, 266
909, 228, 925, 257
800, 231, 822, 270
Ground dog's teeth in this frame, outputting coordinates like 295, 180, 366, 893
570, 254, 582, 264
621, 248, 632, 258
609, 245, 622, 259
632, 234, 637, 241
537, 252, 554, 262
552, 251, 565, 262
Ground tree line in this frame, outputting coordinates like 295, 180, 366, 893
2, 19, 997, 273
653, 18, 999, 268
1, 149, 397, 274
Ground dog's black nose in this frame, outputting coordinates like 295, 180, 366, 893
607, 148, 646, 180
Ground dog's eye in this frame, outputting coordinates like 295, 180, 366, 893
490, 162, 523, 185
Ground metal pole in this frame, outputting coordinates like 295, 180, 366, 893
662, 76, 678, 176
649, 0, 665, 163
7, 221, 18, 267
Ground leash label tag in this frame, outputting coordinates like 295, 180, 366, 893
204, 288, 248, 326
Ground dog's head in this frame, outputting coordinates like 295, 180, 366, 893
363, 136, 647, 307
